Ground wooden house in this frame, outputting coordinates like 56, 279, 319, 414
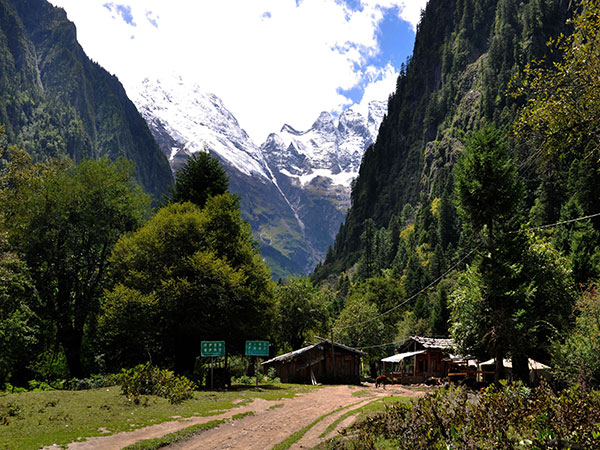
381, 336, 453, 384
261, 338, 365, 385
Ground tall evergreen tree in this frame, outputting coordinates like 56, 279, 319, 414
453, 126, 524, 381
169, 151, 229, 208
357, 219, 376, 279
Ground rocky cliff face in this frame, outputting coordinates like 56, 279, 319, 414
0, 0, 173, 199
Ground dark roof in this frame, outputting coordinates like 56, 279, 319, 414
401, 336, 454, 350
261, 338, 365, 366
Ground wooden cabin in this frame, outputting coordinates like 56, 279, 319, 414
261, 338, 365, 385
381, 336, 453, 384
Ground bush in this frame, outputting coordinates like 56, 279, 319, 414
62, 373, 121, 391
27, 380, 55, 391
231, 368, 280, 386
326, 383, 600, 449
120, 363, 196, 404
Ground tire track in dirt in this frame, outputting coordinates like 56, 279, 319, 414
43, 384, 425, 450
289, 398, 374, 449
166, 384, 424, 450
41, 398, 274, 450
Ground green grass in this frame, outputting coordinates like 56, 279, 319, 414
351, 389, 375, 397
272, 401, 363, 450
0, 383, 317, 450
122, 411, 256, 450
231, 411, 255, 420
268, 403, 284, 410
319, 396, 412, 439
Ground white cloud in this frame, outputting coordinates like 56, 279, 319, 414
357, 63, 397, 116
49, 0, 426, 143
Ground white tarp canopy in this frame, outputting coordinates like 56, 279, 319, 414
381, 350, 426, 363
479, 358, 550, 370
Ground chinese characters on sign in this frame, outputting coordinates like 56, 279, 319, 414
201, 341, 225, 357
245, 340, 269, 356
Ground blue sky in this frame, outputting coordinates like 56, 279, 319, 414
49, 0, 426, 142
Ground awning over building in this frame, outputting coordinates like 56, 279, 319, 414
479, 358, 550, 370
381, 350, 426, 363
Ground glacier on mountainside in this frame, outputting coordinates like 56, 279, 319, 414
130, 76, 270, 179
129, 75, 387, 277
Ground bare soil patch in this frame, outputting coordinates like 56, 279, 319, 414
168, 383, 424, 450
47, 383, 426, 450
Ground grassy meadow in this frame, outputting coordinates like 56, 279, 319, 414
0, 384, 318, 450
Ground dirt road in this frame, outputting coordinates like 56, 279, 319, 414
51, 384, 425, 450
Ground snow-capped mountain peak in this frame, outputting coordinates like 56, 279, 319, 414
312, 111, 336, 133
131, 75, 388, 277
130, 76, 269, 179
262, 100, 386, 188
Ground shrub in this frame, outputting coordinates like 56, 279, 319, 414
27, 380, 55, 391
120, 363, 196, 404
326, 383, 600, 449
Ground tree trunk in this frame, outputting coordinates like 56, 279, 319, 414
511, 352, 530, 385
494, 350, 505, 383
60, 328, 84, 378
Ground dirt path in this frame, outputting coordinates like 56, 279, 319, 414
167, 384, 424, 450
47, 384, 425, 450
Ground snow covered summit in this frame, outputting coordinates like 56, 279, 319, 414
130, 75, 387, 277
262, 101, 386, 189
131, 76, 269, 179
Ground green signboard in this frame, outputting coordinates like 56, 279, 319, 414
201, 341, 225, 357
245, 340, 269, 356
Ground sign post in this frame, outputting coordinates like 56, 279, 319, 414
245, 341, 270, 387
201, 341, 225, 389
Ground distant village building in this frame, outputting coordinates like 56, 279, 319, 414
381, 336, 454, 384
478, 358, 550, 384
261, 338, 365, 385
381, 336, 551, 385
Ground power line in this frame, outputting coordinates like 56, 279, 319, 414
334, 248, 477, 334
332, 211, 600, 341
510, 211, 600, 234
359, 340, 404, 350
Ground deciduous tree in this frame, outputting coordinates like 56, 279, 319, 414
102, 197, 275, 373
275, 277, 328, 351
0, 149, 150, 377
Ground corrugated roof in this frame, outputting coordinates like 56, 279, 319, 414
314, 337, 366, 356
261, 338, 365, 366
479, 358, 550, 370
403, 336, 454, 349
261, 343, 317, 365
381, 350, 426, 363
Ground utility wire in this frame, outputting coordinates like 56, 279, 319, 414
332, 211, 600, 341
333, 248, 477, 334
359, 340, 405, 350
510, 211, 600, 234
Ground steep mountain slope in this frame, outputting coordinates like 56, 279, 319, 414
132, 76, 385, 277
0, 0, 172, 198
260, 102, 385, 269
317, 0, 571, 277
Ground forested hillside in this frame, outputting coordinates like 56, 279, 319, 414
316, 0, 574, 276
0, 0, 173, 198
312, 0, 600, 383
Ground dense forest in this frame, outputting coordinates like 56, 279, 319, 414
0, 0, 599, 402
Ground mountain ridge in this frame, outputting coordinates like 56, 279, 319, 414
0, 0, 173, 199
131, 75, 386, 277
